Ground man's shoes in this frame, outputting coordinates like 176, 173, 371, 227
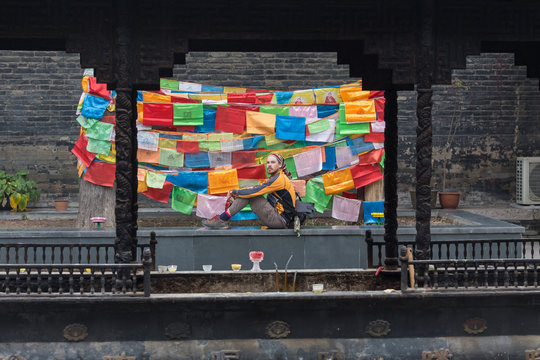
202, 215, 230, 229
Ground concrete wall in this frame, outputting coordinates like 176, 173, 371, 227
0, 51, 538, 207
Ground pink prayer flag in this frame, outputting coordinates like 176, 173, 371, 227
370, 121, 386, 133
289, 105, 317, 119
292, 180, 307, 197
196, 193, 227, 219
293, 147, 323, 177
331, 195, 361, 222
335, 146, 357, 168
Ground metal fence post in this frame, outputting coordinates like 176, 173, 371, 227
143, 248, 152, 297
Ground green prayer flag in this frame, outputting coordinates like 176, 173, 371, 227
173, 103, 204, 126
304, 177, 332, 213
337, 103, 370, 135
208, 133, 233, 141
259, 106, 289, 116
146, 171, 167, 189
158, 138, 176, 149
86, 121, 113, 141
207, 141, 221, 151
308, 118, 331, 134
379, 153, 385, 169
171, 186, 197, 214
264, 134, 286, 146
284, 157, 298, 179
183, 134, 206, 141
77, 115, 99, 129
86, 138, 111, 155
198, 140, 209, 151
289, 141, 306, 149
159, 148, 184, 167
160, 79, 179, 90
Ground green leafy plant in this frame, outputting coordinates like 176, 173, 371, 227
0, 170, 40, 212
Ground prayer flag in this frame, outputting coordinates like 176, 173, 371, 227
137, 149, 160, 163
166, 172, 208, 193
137, 181, 148, 193
194, 107, 216, 133
143, 92, 171, 103
344, 101, 377, 122
255, 93, 274, 104
289, 90, 315, 105
358, 149, 385, 165
143, 181, 173, 203
185, 152, 210, 168
304, 177, 332, 213
84, 161, 115, 187
87, 76, 111, 99
209, 151, 232, 168
86, 122, 113, 141
322, 146, 336, 171
171, 186, 197, 214
202, 84, 224, 93
178, 81, 202, 92
306, 118, 335, 143
195, 193, 227, 219
364, 132, 385, 143
158, 137, 176, 149
81, 94, 110, 119
86, 138, 111, 155
221, 139, 244, 152
173, 103, 204, 126
260, 106, 289, 116
137, 168, 147, 182
332, 195, 361, 222
284, 157, 298, 179
335, 146, 357, 168
374, 97, 385, 122
292, 180, 307, 197
289, 105, 317, 119
76, 115, 99, 129
337, 103, 370, 135
322, 167, 355, 195
207, 169, 239, 194
317, 104, 339, 118
242, 136, 263, 150
276, 115, 306, 141
146, 171, 167, 189
339, 83, 370, 102
275, 91, 293, 104
176, 140, 199, 153
246, 111, 276, 135
350, 164, 383, 189
370, 121, 386, 133
307, 118, 330, 134
160, 78, 179, 90
363, 200, 384, 224
347, 136, 375, 155
159, 148, 184, 167
71, 134, 96, 167
227, 93, 257, 104
215, 106, 246, 134
232, 151, 256, 168
142, 103, 173, 127
314, 88, 341, 104
293, 147, 322, 177
237, 164, 267, 180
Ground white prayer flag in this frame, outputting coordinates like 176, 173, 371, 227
306, 118, 336, 143
294, 147, 323, 177
221, 139, 244, 152
196, 193, 227, 219
209, 151, 232, 168
371, 121, 385, 133
137, 131, 159, 151
332, 195, 361, 222
335, 146, 357, 168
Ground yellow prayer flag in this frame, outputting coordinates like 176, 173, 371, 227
246, 111, 276, 135
207, 169, 239, 195
289, 90, 315, 105
314, 88, 342, 104
322, 168, 355, 195
344, 101, 377, 122
137, 101, 144, 122
158, 138, 177, 149
137, 180, 148, 193
142, 92, 172, 103
223, 87, 246, 94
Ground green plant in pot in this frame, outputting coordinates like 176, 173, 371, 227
0, 170, 40, 212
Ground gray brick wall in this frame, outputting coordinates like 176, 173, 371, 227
1, 50, 538, 207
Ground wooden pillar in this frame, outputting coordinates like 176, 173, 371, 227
414, 0, 434, 261
113, 0, 138, 263
383, 89, 398, 269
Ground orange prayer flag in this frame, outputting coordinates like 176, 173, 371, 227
245, 111, 276, 135
339, 84, 370, 102
207, 169, 239, 195
322, 167, 355, 195
142, 91, 172, 103
137, 149, 160, 163
137, 180, 148, 193
137, 168, 147, 182
344, 101, 377, 122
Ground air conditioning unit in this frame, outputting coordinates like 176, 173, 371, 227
516, 157, 540, 205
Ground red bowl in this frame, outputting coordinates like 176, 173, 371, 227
249, 251, 264, 260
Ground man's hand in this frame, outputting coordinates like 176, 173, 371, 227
226, 190, 236, 203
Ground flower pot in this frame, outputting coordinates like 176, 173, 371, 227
439, 192, 460, 209
410, 190, 438, 209
54, 199, 69, 212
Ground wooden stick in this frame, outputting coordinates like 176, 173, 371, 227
274, 262, 279, 292
292, 271, 297, 292
406, 248, 415, 288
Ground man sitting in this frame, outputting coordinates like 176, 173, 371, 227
202, 153, 296, 229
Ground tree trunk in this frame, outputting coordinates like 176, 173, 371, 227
76, 179, 116, 228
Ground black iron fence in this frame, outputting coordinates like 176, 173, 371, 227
0, 232, 157, 270
0, 249, 152, 296
366, 231, 539, 269
399, 246, 540, 291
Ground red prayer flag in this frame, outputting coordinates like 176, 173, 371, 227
341, 191, 358, 199
84, 161, 116, 187
246, 88, 269, 93
364, 132, 385, 143
374, 97, 385, 122
71, 134, 96, 167
101, 115, 116, 125
255, 94, 274, 104
176, 126, 196, 131
350, 164, 383, 189
357, 149, 385, 165
176, 140, 199, 153
369, 90, 385, 99
142, 103, 173, 127
237, 164, 267, 180
215, 106, 246, 134
142, 181, 173, 203
232, 151, 256, 169
227, 93, 257, 104
231, 105, 259, 112
87, 76, 111, 99
170, 96, 199, 103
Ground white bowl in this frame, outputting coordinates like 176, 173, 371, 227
312, 284, 324, 293
158, 265, 167, 273
168, 265, 177, 272
202, 264, 212, 272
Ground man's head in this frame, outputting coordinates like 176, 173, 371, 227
266, 153, 284, 175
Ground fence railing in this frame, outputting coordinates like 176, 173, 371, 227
399, 246, 540, 291
0, 249, 152, 296
0, 231, 157, 270
366, 231, 539, 269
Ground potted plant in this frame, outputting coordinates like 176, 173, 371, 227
0, 170, 40, 212
437, 77, 470, 209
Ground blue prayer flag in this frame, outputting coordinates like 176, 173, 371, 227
363, 200, 384, 224
275, 115, 306, 141
275, 91, 294, 104
195, 107, 216, 133
184, 152, 210, 168
322, 146, 336, 170
347, 136, 375, 155
165, 172, 208, 193
243, 135, 264, 150
317, 105, 339, 118
81, 94, 110, 119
